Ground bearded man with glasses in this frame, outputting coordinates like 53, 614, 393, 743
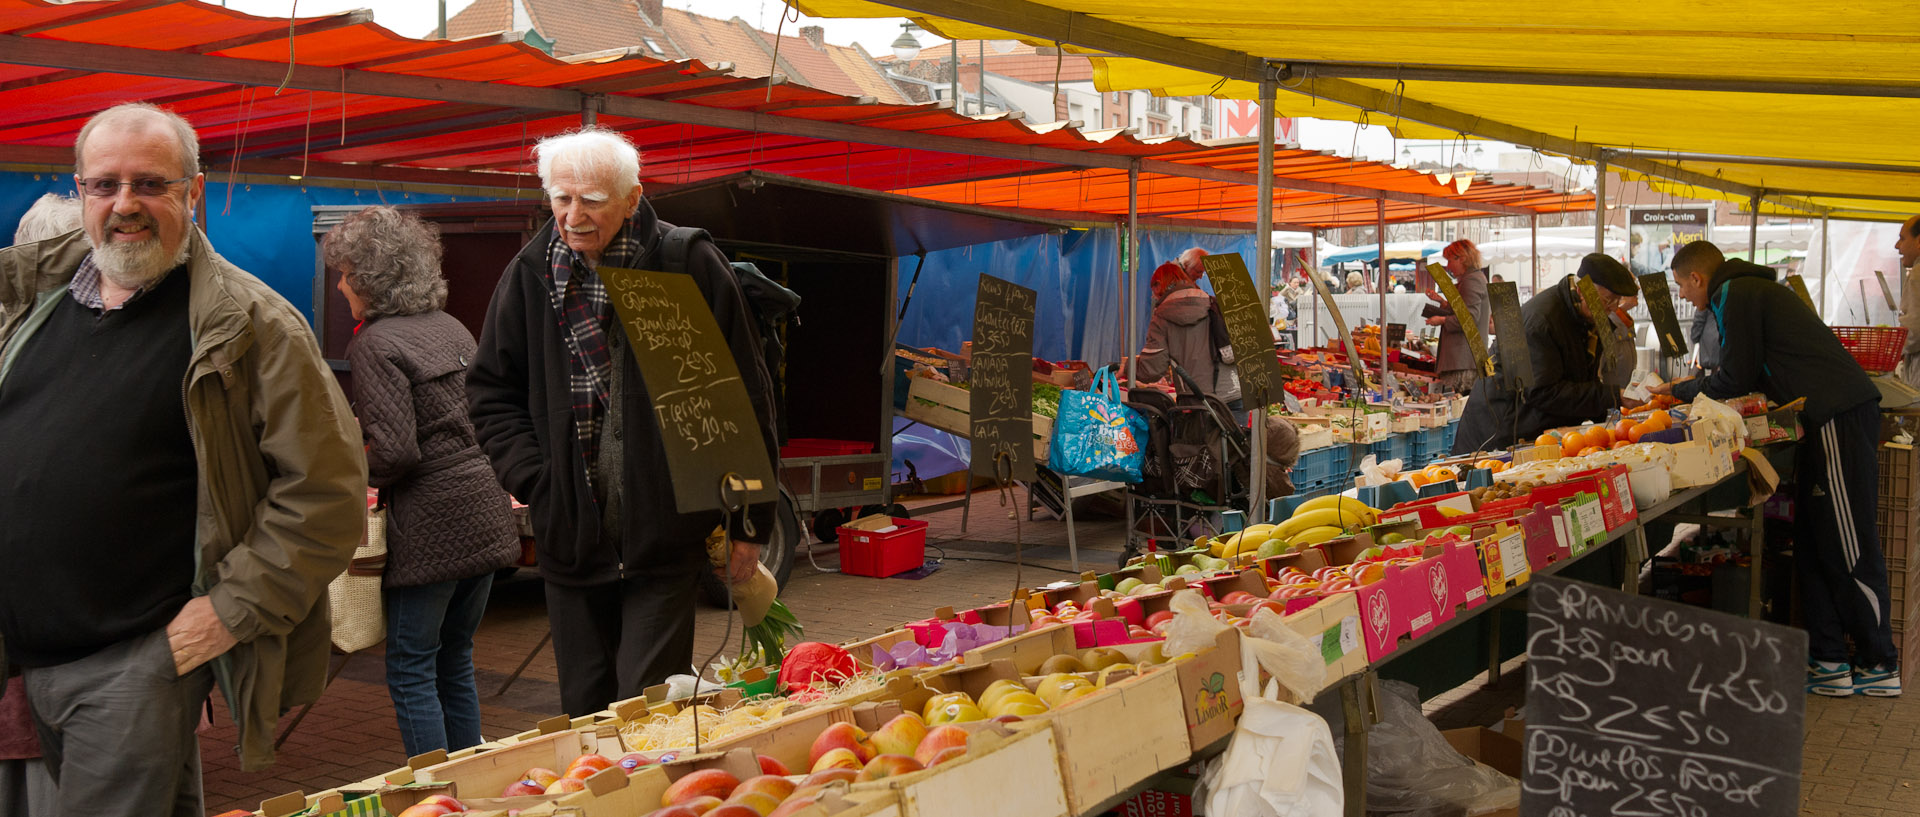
0, 103, 366, 816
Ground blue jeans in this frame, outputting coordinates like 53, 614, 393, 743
384, 573, 493, 756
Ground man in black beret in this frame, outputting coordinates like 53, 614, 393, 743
1452, 253, 1641, 454
1654, 240, 1896, 697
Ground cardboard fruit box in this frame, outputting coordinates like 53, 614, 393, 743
960, 623, 1080, 675
848, 720, 1070, 817
1113, 627, 1246, 749
1279, 592, 1367, 691
919, 659, 1191, 815
1473, 521, 1532, 597
700, 703, 857, 775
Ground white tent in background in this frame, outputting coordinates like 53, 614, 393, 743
1477, 234, 1626, 262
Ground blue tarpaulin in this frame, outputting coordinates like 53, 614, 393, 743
889, 227, 1259, 480
0, 171, 488, 321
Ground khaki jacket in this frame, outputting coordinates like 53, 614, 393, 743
0, 230, 366, 771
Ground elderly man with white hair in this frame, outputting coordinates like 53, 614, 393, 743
468, 127, 779, 715
0, 103, 365, 816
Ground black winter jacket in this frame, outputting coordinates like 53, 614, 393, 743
350, 310, 519, 587
1672, 260, 1878, 428
1452, 277, 1618, 454
467, 202, 778, 586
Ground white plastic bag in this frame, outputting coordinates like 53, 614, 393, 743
1354, 454, 1406, 487
1197, 629, 1344, 817
1686, 393, 1748, 449
1163, 589, 1231, 658
1243, 608, 1327, 703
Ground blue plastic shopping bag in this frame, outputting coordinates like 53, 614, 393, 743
1049, 369, 1148, 482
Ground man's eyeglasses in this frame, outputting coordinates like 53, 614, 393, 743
75, 176, 191, 198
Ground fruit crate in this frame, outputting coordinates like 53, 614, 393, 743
1879, 444, 1920, 513
838, 518, 930, 578
1368, 432, 1413, 467
1881, 503, 1917, 571
1290, 445, 1345, 486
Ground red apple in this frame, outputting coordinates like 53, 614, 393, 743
928, 745, 968, 766
807, 722, 873, 768
618, 752, 656, 772
756, 754, 790, 777
501, 779, 546, 797
1143, 610, 1175, 630
523, 767, 561, 787
565, 753, 614, 778
855, 754, 925, 782
544, 777, 588, 795
393, 805, 455, 817
913, 725, 969, 766
660, 769, 739, 807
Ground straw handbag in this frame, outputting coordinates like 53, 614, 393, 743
328, 493, 387, 652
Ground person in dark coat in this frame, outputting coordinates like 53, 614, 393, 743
1451, 254, 1641, 454
467, 128, 780, 715
326, 206, 519, 755
1655, 240, 1897, 697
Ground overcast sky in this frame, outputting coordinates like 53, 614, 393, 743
222, 0, 923, 54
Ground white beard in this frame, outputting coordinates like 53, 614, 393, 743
87, 218, 190, 289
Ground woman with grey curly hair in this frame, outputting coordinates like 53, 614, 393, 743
323, 206, 519, 756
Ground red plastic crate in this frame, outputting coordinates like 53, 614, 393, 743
837, 518, 929, 577
1834, 326, 1907, 374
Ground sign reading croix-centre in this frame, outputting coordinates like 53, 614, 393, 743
600, 266, 775, 515
1525, 577, 1804, 817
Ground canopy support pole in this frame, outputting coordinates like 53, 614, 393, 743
1749, 192, 1763, 261
1820, 215, 1831, 319
1595, 153, 1608, 253
1251, 77, 1276, 522
950, 38, 960, 114
1530, 213, 1540, 295
1376, 198, 1389, 391
1126, 162, 1140, 388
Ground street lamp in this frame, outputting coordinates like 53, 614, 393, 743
890, 23, 921, 61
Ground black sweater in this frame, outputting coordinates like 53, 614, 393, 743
0, 270, 196, 666
467, 203, 778, 586
1673, 260, 1879, 428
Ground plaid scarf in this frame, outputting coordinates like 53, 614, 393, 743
549, 221, 645, 487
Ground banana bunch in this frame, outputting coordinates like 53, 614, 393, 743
1274, 496, 1378, 549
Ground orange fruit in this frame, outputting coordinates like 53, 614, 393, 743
1612, 440, 1631, 449
1535, 434, 1559, 448
1561, 432, 1585, 458
1627, 423, 1649, 443
1578, 445, 1602, 456
1408, 473, 1432, 488
1647, 411, 1671, 431
1591, 426, 1614, 447
1614, 419, 1635, 441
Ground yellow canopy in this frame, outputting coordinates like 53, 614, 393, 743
790, 0, 1920, 221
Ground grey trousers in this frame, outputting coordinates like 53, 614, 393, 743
23, 628, 213, 817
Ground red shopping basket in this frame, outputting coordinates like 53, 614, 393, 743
1833, 326, 1908, 374
837, 518, 929, 577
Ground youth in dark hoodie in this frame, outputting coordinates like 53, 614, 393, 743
1661, 241, 1897, 693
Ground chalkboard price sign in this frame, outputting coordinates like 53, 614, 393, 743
1785, 274, 1817, 313
600, 266, 776, 515
1525, 577, 1805, 817
970, 274, 1037, 482
1875, 270, 1898, 311
1303, 267, 1370, 388
1486, 280, 1531, 391
1574, 276, 1621, 353
1637, 273, 1688, 357
1200, 253, 1287, 407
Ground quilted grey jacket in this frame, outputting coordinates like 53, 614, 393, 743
349, 310, 518, 587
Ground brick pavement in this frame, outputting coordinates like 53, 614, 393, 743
197, 488, 1913, 815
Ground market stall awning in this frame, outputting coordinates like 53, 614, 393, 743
0, 0, 1588, 230
787, 0, 1920, 223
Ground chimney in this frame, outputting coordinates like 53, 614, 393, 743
637, 0, 663, 24
799, 26, 826, 48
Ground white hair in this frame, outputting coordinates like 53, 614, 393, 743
1179, 247, 1208, 273
14, 194, 82, 244
533, 128, 641, 197
76, 103, 201, 179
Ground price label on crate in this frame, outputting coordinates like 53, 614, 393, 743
970, 274, 1037, 482
600, 266, 775, 514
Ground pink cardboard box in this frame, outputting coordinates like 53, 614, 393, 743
1519, 502, 1574, 569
